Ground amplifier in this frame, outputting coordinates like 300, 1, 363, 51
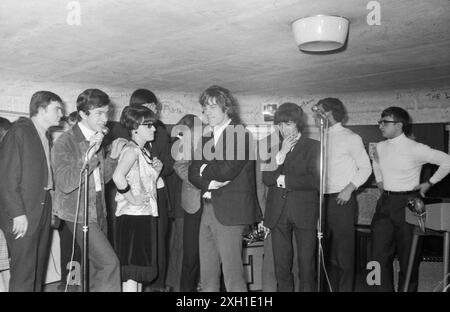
406, 202, 450, 231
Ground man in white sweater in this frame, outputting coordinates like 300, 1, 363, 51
317, 98, 372, 292
371, 106, 450, 292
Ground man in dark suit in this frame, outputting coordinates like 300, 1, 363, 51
0, 91, 63, 291
262, 103, 320, 292
188, 85, 261, 292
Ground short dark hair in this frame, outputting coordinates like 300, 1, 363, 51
129, 88, 161, 112
0, 117, 12, 142
29, 91, 63, 117
76, 89, 110, 116
120, 105, 156, 134
381, 106, 411, 135
67, 111, 79, 124
317, 97, 346, 122
199, 85, 240, 122
274, 102, 305, 132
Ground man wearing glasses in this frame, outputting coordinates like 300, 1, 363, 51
371, 106, 450, 292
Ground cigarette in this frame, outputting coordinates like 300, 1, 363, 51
15, 233, 23, 239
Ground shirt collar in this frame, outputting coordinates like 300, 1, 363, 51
387, 133, 406, 144
78, 121, 97, 141
212, 118, 232, 138
31, 117, 48, 141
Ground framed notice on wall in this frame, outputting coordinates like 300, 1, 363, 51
262, 104, 277, 122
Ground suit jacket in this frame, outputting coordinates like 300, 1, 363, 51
188, 122, 262, 226
51, 124, 117, 228
263, 136, 320, 229
174, 160, 201, 214
0, 118, 49, 235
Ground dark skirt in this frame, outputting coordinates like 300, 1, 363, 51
116, 215, 158, 283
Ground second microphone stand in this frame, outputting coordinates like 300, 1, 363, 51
80, 144, 97, 292
316, 116, 329, 292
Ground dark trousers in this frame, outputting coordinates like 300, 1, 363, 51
180, 207, 203, 292
370, 192, 420, 292
6, 191, 52, 292
271, 206, 316, 292
66, 221, 120, 292
59, 220, 81, 284
324, 193, 356, 292
148, 187, 169, 289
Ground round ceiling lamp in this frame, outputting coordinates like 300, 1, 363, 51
291, 15, 350, 52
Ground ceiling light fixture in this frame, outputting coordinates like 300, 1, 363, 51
291, 15, 349, 52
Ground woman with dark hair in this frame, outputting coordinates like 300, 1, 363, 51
171, 114, 203, 291
129, 88, 174, 292
112, 105, 163, 292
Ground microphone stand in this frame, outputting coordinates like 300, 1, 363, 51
316, 115, 329, 292
80, 144, 96, 292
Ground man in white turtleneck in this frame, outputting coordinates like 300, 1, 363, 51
371, 106, 450, 292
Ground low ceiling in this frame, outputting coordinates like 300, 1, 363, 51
1, 0, 449, 96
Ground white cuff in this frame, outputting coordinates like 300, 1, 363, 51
200, 164, 207, 177
276, 174, 286, 188
275, 152, 286, 166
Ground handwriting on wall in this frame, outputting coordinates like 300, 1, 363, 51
1, 87, 450, 125
424, 91, 450, 101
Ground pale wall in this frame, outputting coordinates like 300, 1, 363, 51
1, 79, 449, 129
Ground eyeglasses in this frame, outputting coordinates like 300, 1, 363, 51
377, 120, 399, 126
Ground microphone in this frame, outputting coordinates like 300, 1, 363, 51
311, 105, 328, 119
87, 127, 109, 148
99, 127, 109, 136
82, 127, 110, 169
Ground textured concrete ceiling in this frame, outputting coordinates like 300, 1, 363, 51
1, 0, 449, 96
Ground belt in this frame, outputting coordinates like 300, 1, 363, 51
324, 193, 339, 197
383, 190, 418, 196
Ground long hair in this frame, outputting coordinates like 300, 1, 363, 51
199, 85, 241, 124
274, 102, 305, 132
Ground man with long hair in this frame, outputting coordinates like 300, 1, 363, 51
189, 85, 261, 291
